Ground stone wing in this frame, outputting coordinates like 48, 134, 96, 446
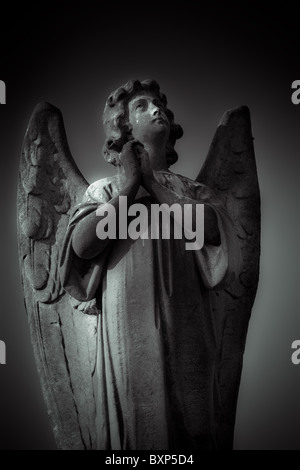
196, 106, 261, 448
17, 102, 99, 449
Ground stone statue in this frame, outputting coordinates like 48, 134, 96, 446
17, 79, 260, 450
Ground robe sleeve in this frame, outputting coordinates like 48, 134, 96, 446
151, 171, 242, 290
59, 180, 113, 302
192, 184, 242, 290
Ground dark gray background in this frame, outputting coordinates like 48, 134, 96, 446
0, 1, 299, 449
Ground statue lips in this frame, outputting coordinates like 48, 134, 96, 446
152, 116, 169, 127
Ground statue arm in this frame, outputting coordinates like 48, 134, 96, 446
142, 170, 242, 289
72, 179, 140, 259
142, 172, 221, 246
72, 141, 142, 260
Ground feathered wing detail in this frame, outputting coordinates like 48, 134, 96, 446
196, 106, 261, 448
17, 102, 99, 449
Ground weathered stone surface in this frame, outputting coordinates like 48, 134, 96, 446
18, 80, 260, 450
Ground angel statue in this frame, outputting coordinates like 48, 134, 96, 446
17, 79, 260, 450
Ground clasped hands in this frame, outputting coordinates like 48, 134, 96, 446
119, 140, 156, 188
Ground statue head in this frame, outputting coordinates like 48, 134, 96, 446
102, 79, 183, 168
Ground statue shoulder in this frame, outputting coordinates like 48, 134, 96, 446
84, 174, 125, 203
154, 170, 212, 200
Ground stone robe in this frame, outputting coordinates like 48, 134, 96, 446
60, 170, 241, 450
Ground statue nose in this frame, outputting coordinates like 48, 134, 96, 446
152, 105, 160, 116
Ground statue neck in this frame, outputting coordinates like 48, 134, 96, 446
143, 141, 168, 171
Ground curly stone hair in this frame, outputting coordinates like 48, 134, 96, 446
102, 79, 183, 167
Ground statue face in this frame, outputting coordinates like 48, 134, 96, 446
128, 93, 170, 144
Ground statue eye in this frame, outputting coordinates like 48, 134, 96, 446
134, 99, 147, 111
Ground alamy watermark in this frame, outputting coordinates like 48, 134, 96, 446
0, 340, 6, 364
291, 80, 300, 105
291, 340, 300, 365
0, 80, 6, 104
96, 196, 205, 251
